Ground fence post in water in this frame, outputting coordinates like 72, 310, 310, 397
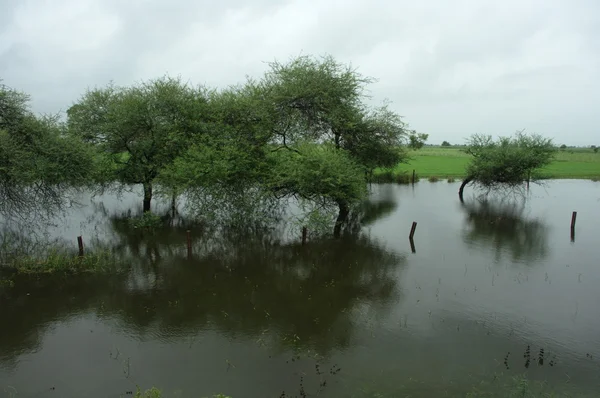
77, 236, 84, 257
302, 226, 308, 245
409, 237, 416, 254
186, 230, 192, 259
409, 222, 417, 240
570, 211, 577, 242
412, 169, 416, 184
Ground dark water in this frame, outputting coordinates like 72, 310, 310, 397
1, 181, 600, 397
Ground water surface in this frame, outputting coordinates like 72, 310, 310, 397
1, 181, 599, 397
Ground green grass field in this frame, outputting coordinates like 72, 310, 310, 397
375, 146, 600, 181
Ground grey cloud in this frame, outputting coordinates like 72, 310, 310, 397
1, 0, 599, 145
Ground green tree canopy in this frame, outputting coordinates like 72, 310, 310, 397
407, 132, 429, 150
67, 76, 209, 212
459, 131, 556, 201
1, 82, 94, 219
162, 55, 413, 235
257, 55, 410, 232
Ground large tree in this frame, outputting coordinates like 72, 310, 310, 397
258, 55, 410, 229
1, 82, 94, 219
159, 55, 413, 235
458, 131, 556, 201
67, 76, 209, 212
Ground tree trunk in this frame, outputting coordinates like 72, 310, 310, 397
458, 176, 474, 203
170, 190, 177, 217
143, 182, 153, 213
333, 199, 350, 238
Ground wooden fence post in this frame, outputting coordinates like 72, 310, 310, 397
570, 211, 577, 242
409, 222, 417, 240
77, 236, 84, 257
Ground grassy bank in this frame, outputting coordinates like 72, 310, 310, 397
373, 146, 600, 182
0, 249, 126, 275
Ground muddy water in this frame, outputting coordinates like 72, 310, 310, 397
1, 181, 599, 397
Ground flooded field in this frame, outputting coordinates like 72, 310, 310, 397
1, 180, 599, 397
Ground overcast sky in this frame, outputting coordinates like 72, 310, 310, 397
1, 0, 599, 145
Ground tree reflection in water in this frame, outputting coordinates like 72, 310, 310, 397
0, 198, 406, 368
460, 197, 549, 263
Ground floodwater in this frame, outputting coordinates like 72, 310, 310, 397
1, 181, 599, 397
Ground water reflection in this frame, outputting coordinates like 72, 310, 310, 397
459, 197, 549, 263
0, 205, 406, 369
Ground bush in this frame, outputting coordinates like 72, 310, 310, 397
371, 170, 414, 184
129, 212, 162, 229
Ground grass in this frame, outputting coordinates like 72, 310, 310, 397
373, 146, 600, 182
1, 249, 126, 275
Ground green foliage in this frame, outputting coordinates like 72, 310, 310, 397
464, 131, 556, 190
560, 144, 567, 149
129, 211, 162, 230
371, 169, 413, 184
407, 132, 429, 150
164, 54, 412, 228
267, 142, 368, 208
160, 85, 272, 192
129, 387, 231, 398
1, 81, 95, 217
260, 55, 409, 171
428, 175, 440, 182
132, 387, 162, 398
67, 76, 209, 210
3, 249, 125, 275
441, 140, 451, 146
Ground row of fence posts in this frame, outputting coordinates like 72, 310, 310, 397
73, 211, 579, 258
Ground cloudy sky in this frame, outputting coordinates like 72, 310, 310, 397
1, 0, 599, 145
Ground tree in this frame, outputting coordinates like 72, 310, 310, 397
559, 144, 567, 149
267, 142, 368, 237
441, 141, 451, 147
1, 82, 94, 219
407, 132, 429, 150
164, 55, 411, 236
257, 55, 410, 231
458, 131, 556, 202
67, 77, 209, 212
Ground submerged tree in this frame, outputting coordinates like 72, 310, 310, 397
162, 55, 413, 236
458, 131, 556, 202
1, 82, 94, 219
258, 55, 411, 234
67, 76, 210, 212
